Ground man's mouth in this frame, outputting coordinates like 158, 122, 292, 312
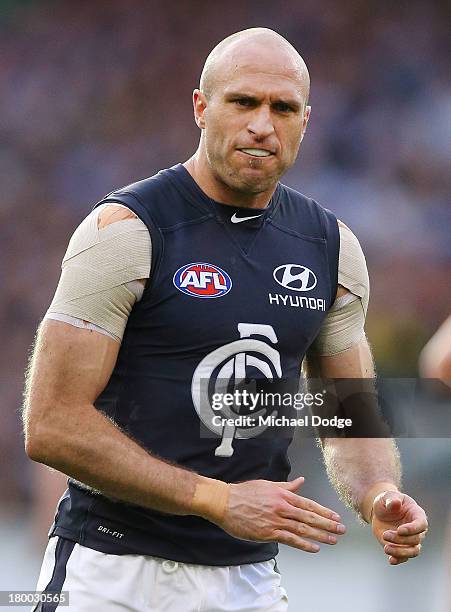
238, 148, 273, 158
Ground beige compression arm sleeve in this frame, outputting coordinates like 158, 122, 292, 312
309, 223, 370, 356
46, 204, 151, 342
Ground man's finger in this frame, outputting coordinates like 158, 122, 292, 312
283, 490, 341, 522
384, 496, 403, 512
384, 543, 421, 560
397, 518, 428, 536
383, 531, 422, 546
276, 476, 304, 490
282, 505, 346, 535
281, 519, 340, 545
273, 529, 320, 553
389, 556, 408, 565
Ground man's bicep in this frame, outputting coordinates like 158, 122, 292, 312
305, 336, 375, 378
26, 319, 120, 413
305, 338, 379, 447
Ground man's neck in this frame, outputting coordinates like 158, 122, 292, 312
183, 154, 275, 210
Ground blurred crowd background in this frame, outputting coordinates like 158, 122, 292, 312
0, 1, 450, 610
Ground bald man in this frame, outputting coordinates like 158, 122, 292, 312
24, 29, 427, 611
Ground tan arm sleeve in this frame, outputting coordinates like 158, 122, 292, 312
46, 205, 151, 342
337, 222, 370, 316
309, 223, 369, 356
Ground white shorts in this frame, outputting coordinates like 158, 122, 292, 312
33, 537, 289, 611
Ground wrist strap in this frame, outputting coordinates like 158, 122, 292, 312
191, 477, 230, 523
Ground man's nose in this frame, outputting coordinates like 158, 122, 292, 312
247, 105, 275, 139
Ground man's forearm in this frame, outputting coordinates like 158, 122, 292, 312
24, 320, 229, 523
306, 338, 401, 522
322, 438, 401, 522
26, 400, 228, 522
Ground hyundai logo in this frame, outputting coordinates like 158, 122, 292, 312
273, 264, 317, 292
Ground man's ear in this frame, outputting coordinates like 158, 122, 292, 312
193, 89, 208, 129
300, 105, 311, 142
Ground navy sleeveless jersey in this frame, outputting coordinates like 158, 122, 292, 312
51, 164, 339, 565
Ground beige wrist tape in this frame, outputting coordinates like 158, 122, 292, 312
191, 477, 230, 523
46, 205, 151, 342
361, 481, 400, 523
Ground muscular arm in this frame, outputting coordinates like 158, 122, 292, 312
305, 292, 427, 564
24, 319, 201, 516
305, 336, 401, 523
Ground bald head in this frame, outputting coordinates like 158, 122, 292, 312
200, 28, 310, 104
190, 28, 312, 206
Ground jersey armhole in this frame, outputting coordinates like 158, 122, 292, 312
317, 205, 340, 309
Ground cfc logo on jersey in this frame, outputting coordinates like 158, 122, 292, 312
173, 262, 232, 298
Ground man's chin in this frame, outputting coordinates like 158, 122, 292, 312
236, 173, 279, 194
212, 162, 281, 197
228, 164, 279, 191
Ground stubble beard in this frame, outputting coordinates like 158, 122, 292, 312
214, 154, 282, 197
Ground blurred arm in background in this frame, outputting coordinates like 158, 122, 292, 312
419, 314, 451, 383
419, 314, 451, 610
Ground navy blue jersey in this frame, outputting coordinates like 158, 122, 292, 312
51, 164, 339, 565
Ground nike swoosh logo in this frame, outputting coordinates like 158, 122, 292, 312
231, 212, 263, 224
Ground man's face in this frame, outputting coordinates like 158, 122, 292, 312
194, 51, 310, 197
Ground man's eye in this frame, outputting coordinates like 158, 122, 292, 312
273, 103, 292, 113
235, 98, 253, 107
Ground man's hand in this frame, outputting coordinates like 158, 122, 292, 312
371, 491, 428, 565
218, 476, 346, 553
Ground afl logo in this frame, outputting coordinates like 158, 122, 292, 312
173, 262, 232, 298
273, 264, 317, 292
